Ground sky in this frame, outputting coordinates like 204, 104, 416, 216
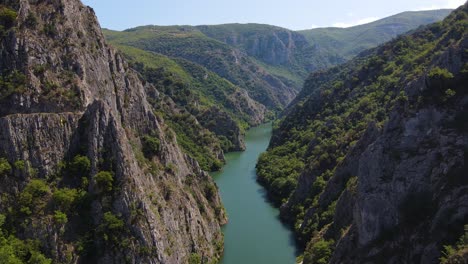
81, 0, 466, 31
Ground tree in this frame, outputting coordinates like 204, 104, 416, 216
94, 171, 114, 192
52, 188, 79, 211
142, 135, 160, 158
0, 158, 11, 177
69, 155, 91, 178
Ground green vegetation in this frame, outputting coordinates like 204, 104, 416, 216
104, 26, 292, 111
166, 114, 223, 171
188, 253, 202, 264
94, 171, 114, 192
13, 160, 25, 171
0, 158, 11, 176
0, 70, 26, 100
53, 210, 68, 225
52, 188, 79, 211
0, 214, 51, 264
0, 151, 136, 261
101, 10, 449, 174
142, 135, 161, 158
0, 6, 17, 36
299, 9, 452, 62
107, 41, 261, 171
24, 12, 38, 29
303, 239, 334, 264
429, 66, 455, 79
257, 4, 467, 259
99, 212, 124, 243
19, 179, 51, 215
68, 155, 91, 178
440, 225, 468, 264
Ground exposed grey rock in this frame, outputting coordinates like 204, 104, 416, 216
0, 0, 226, 263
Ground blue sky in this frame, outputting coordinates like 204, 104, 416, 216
81, 0, 465, 31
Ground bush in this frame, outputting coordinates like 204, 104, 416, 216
445, 89, 456, 100
142, 135, 160, 158
0, 158, 11, 176
0, 214, 51, 264
102, 212, 124, 230
304, 239, 334, 264
188, 253, 202, 264
94, 171, 114, 192
428, 67, 454, 80
53, 210, 68, 225
440, 225, 468, 264
19, 179, 50, 215
13, 160, 25, 171
0, 70, 27, 99
52, 188, 79, 211
69, 155, 91, 178
100, 212, 124, 242
23, 179, 50, 198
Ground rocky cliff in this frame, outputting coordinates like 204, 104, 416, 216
197, 24, 309, 67
0, 0, 225, 263
258, 4, 468, 263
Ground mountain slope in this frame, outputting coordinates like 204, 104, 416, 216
195, 9, 452, 76
257, 5, 468, 263
299, 9, 453, 62
197, 23, 310, 88
104, 26, 298, 111
114, 44, 267, 170
0, 0, 225, 263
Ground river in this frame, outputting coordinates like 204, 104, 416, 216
211, 122, 297, 264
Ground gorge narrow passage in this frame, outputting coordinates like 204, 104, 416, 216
212, 123, 297, 264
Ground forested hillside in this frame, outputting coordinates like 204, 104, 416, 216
257, 4, 468, 263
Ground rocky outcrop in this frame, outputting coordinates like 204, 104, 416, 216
198, 107, 246, 151
198, 24, 308, 67
329, 48, 468, 263
0, 0, 225, 263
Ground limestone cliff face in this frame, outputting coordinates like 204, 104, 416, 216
0, 0, 225, 263
198, 24, 308, 67
327, 42, 468, 263
198, 107, 246, 151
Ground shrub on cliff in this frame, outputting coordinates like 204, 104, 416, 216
142, 135, 160, 158
94, 171, 114, 192
0, 158, 11, 177
68, 155, 91, 178
0, 6, 17, 29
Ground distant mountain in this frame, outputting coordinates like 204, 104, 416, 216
104, 26, 297, 111
104, 9, 452, 111
102, 8, 451, 178
257, 5, 467, 263
196, 23, 311, 88
299, 9, 453, 62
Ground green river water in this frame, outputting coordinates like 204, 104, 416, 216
211, 123, 297, 264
